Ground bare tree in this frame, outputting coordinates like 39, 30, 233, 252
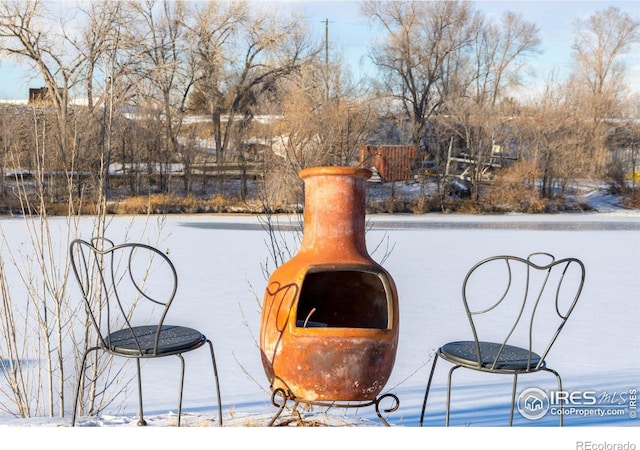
513, 82, 584, 202
65, 1, 138, 204
605, 111, 640, 196
125, 0, 193, 194
440, 10, 541, 200
470, 11, 541, 107
70, 1, 126, 113
572, 6, 640, 119
185, 0, 247, 195
0, 0, 84, 168
363, 0, 481, 158
187, 1, 318, 199
569, 6, 640, 177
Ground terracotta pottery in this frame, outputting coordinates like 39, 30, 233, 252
259, 166, 399, 402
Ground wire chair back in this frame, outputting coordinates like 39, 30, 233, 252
461, 252, 586, 372
70, 237, 178, 356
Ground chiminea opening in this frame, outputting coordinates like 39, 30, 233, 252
296, 269, 390, 329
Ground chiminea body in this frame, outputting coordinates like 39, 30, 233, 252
259, 166, 399, 402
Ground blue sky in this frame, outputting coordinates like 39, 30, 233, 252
0, 1, 639, 101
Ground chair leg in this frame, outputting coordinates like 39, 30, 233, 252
72, 347, 96, 426
556, 372, 563, 427
544, 367, 563, 426
176, 354, 186, 427
136, 358, 147, 426
419, 352, 439, 426
445, 365, 461, 426
206, 339, 223, 426
509, 373, 519, 426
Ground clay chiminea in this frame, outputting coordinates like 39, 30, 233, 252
259, 166, 399, 404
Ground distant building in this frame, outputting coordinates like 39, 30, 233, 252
359, 145, 417, 182
28, 87, 51, 105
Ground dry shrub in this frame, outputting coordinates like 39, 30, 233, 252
108, 194, 195, 214
455, 199, 484, 214
409, 196, 432, 214
105, 194, 263, 214
0, 196, 101, 216
109, 195, 160, 214
408, 195, 451, 213
45, 201, 88, 216
202, 195, 227, 211
484, 161, 547, 213
623, 188, 640, 208
261, 167, 303, 212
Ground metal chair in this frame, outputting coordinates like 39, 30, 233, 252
419, 252, 585, 426
69, 237, 222, 426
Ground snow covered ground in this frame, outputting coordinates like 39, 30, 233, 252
0, 185, 638, 449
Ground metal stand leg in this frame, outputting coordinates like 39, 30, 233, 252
267, 388, 399, 427
268, 388, 289, 426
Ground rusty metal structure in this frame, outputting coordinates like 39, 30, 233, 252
259, 166, 400, 426
359, 145, 417, 182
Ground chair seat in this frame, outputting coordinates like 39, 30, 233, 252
439, 341, 544, 371
105, 325, 206, 356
